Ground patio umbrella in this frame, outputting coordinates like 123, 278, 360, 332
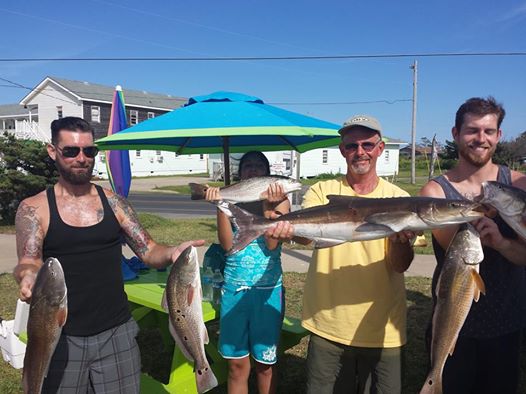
105, 86, 131, 197
96, 91, 341, 184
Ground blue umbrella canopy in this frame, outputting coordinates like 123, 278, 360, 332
96, 91, 340, 153
95, 91, 341, 183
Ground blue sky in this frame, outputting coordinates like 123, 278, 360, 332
1, 0, 525, 144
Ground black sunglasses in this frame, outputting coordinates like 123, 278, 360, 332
55, 145, 99, 158
343, 140, 381, 153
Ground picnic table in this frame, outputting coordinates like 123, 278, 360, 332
126, 269, 309, 393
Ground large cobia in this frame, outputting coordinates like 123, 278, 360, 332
189, 176, 302, 203
478, 181, 526, 239
420, 225, 486, 394
217, 195, 484, 255
22, 257, 68, 394
162, 246, 218, 393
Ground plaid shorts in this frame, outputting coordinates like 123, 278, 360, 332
42, 318, 141, 394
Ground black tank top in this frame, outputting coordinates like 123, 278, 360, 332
431, 165, 526, 338
43, 185, 130, 336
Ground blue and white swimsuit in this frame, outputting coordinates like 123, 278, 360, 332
219, 235, 284, 364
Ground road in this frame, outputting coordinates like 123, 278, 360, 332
128, 192, 216, 218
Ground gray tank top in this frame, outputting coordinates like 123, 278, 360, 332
431, 165, 526, 338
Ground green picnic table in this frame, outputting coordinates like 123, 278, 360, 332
19, 269, 309, 393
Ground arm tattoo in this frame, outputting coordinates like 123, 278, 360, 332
107, 194, 153, 258
15, 203, 44, 259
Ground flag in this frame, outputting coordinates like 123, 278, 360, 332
105, 86, 131, 197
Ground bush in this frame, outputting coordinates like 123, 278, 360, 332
0, 133, 57, 224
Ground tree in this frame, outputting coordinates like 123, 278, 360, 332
0, 133, 58, 224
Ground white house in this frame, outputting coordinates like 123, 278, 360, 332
208, 138, 406, 180
2, 76, 208, 177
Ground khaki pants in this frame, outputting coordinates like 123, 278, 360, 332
305, 334, 402, 394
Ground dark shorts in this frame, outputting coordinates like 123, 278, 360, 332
43, 318, 141, 394
305, 333, 402, 394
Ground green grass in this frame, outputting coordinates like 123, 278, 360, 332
3, 273, 523, 393
137, 213, 218, 245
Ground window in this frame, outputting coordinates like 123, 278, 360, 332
57, 106, 63, 119
135, 150, 141, 158
175, 152, 179, 157
384, 150, 390, 161
130, 110, 138, 125
147, 112, 155, 119
322, 150, 328, 164
200, 154, 204, 160
156, 150, 161, 156
91, 106, 100, 123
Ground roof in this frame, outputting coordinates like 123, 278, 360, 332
0, 103, 34, 118
20, 76, 187, 111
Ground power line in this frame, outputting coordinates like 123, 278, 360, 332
1, 52, 526, 62
0, 76, 412, 107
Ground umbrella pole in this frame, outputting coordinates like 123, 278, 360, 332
223, 136, 231, 185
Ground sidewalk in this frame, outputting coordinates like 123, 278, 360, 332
93, 176, 210, 193
0, 233, 435, 277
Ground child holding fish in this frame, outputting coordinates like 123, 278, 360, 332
205, 151, 290, 394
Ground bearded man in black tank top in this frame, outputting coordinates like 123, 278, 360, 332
13, 117, 204, 393
420, 97, 526, 393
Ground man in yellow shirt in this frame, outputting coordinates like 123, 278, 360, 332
267, 115, 417, 393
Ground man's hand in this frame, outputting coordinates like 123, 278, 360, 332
388, 230, 420, 244
473, 217, 506, 250
204, 186, 221, 201
19, 271, 37, 302
170, 239, 206, 264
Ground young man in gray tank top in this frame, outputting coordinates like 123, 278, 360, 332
420, 97, 526, 393
13, 117, 204, 393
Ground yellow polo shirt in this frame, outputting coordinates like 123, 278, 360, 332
301, 177, 409, 347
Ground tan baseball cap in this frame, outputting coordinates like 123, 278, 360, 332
338, 114, 382, 137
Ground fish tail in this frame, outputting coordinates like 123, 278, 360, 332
419, 371, 442, 394
216, 202, 266, 255
189, 183, 207, 200
195, 365, 218, 393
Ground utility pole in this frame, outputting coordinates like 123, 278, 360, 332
410, 60, 418, 185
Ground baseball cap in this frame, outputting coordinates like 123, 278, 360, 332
338, 114, 382, 137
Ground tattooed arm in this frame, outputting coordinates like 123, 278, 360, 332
106, 192, 204, 269
13, 199, 45, 301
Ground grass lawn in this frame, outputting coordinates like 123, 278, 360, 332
2, 272, 524, 393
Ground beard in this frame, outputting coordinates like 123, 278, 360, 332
350, 155, 372, 175
55, 159, 94, 185
458, 142, 496, 167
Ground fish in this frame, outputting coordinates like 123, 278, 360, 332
478, 181, 526, 240
162, 246, 218, 393
420, 225, 486, 394
216, 195, 485, 255
189, 176, 302, 203
22, 257, 68, 394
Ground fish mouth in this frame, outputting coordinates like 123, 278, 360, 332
462, 257, 481, 266
462, 203, 485, 216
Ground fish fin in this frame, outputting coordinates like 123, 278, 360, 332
187, 285, 196, 307
366, 212, 416, 232
169, 319, 195, 362
314, 238, 346, 248
57, 306, 68, 327
189, 183, 207, 200
448, 335, 459, 356
195, 365, 218, 393
471, 269, 486, 298
201, 322, 210, 345
161, 289, 169, 311
218, 202, 266, 255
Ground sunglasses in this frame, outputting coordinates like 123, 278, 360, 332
343, 140, 381, 153
55, 145, 99, 158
